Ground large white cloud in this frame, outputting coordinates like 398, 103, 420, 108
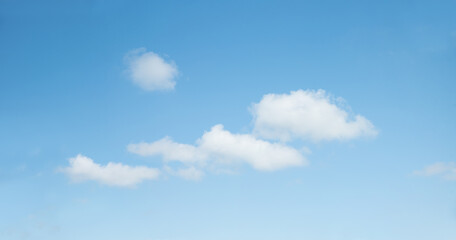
128, 124, 307, 173
414, 162, 456, 181
251, 89, 378, 142
125, 48, 178, 91
60, 154, 160, 187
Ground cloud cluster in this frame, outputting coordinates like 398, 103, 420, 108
128, 124, 307, 172
252, 89, 377, 142
125, 89, 377, 181
60, 154, 160, 187
61, 89, 377, 186
125, 48, 178, 91
414, 162, 456, 181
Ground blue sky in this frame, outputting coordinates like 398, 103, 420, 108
1, 0, 455, 239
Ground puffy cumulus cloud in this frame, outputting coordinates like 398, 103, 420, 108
251, 89, 378, 142
199, 125, 306, 171
128, 124, 307, 174
414, 162, 456, 181
125, 48, 178, 91
59, 154, 160, 187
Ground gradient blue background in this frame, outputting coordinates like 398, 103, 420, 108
1, 0, 455, 239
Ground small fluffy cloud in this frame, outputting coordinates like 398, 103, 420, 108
199, 125, 306, 171
125, 48, 178, 91
60, 154, 160, 187
252, 89, 377, 142
414, 162, 456, 181
128, 124, 307, 173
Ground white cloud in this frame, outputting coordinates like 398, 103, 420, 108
414, 162, 456, 181
199, 125, 306, 171
60, 154, 160, 187
125, 48, 178, 91
251, 89, 378, 142
128, 124, 307, 173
